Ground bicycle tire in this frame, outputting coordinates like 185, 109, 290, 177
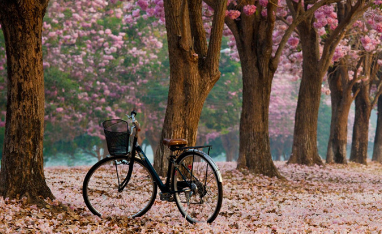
172, 150, 223, 223
83, 155, 157, 218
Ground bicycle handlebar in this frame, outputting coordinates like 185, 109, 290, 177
127, 110, 140, 136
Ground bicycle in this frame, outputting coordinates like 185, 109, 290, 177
82, 111, 223, 223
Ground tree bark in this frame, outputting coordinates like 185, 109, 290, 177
350, 89, 371, 164
0, 0, 54, 201
239, 59, 281, 176
350, 54, 382, 164
288, 20, 324, 166
326, 65, 340, 163
326, 60, 355, 164
154, 0, 227, 176
372, 96, 382, 163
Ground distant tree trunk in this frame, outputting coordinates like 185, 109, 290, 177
372, 96, 382, 163
288, 20, 324, 166
221, 130, 239, 162
288, 0, 367, 166
326, 60, 356, 164
0, 0, 54, 201
154, 0, 227, 176
350, 54, 382, 165
350, 90, 371, 164
326, 65, 340, 163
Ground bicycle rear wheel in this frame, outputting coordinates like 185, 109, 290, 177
172, 150, 223, 223
83, 155, 157, 218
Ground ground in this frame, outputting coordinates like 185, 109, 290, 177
0, 161, 382, 233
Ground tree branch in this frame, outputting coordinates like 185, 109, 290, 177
178, 0, 190, 51
319, 0, 369, 71
272, 0, 340, 68
205, 0, 227, 74
189, 0, 208, 57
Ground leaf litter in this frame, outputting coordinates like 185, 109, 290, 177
0, 161, 382, 233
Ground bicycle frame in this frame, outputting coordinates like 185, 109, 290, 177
124, 136, 211, 195
124, 136, 172, 194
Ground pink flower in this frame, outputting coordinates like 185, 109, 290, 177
137, 0, 148, 10
259, 0, 268, 7
261, 9, 267, 17
105, 29, 112, 35
226, 10, 241, 20
375, 23, 382, 33
132, 9, 140, 18
56, 108, 63, 113
288, 37, 299, 47
243, 5, 256, 16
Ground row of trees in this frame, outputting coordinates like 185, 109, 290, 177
0, 0, 381, 203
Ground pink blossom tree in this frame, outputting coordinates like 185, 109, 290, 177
205, 0, 337, 177
288, 0, 373, 166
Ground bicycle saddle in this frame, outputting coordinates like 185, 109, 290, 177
163, 138, 188, 147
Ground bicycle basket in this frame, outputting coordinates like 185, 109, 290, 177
103, 119, 130, 156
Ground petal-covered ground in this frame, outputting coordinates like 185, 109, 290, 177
1, 161, 382, 233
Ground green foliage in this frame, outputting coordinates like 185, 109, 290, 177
201, 52, 242, 132
44, 133, 101, 160
44, 67, 79, 95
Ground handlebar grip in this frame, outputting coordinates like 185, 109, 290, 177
131, 110, 137, 116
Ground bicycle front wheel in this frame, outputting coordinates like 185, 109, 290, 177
172, 150, 223, 223
83, 156, 157, 218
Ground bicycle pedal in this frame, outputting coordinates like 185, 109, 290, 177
159, 192, 175, 202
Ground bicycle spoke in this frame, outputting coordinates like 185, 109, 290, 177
173, 152, 222, 223
83, 156, 157, 218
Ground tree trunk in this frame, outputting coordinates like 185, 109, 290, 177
288, 21, 323, 166
326, 65, 340, 163
221, 130, 239, 162
326, 61, 353, 164
350, 87, 371, 165
350, 53, 382, 164
238, 56, 281, 177
154, 0, 227, 176
288, 0, 366, 166
372, 96, 382, 163
0, 0, 54, 201
220, 1, 282, 177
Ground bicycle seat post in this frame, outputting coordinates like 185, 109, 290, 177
162, 138, 188, 189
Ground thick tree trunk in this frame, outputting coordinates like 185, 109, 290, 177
372, 96, 382, 162
220, 1, 281, 177
221, 130, 238, 162
155, 74, 211, 175
350, 89, 371, 165
0, 0, 54, 201
154, 0, 226, 176
288, 21, 323, 166
326, 62, 352, 164
238, 57, 281, 177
